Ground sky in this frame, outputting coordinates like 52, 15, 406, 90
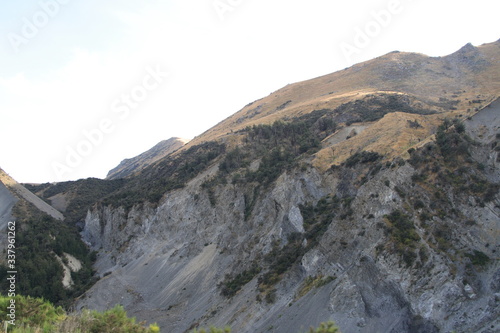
0, 0, 498, 183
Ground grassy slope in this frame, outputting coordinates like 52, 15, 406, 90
181, 41, 500, 166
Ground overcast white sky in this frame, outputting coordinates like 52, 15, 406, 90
0, 0, 498, 183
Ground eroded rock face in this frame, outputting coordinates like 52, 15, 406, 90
78, 107, 500, 333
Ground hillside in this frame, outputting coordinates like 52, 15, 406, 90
185, 41, 499, 160
3, 40, 499, 332
0, 168, 96, 306
0, 168, 64, 221
73, 98, 499, 333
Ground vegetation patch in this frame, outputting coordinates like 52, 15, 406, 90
220, 264, 261, 297
221, 195, 342, 300
0, 295, 160, 333
435, 118, 471, 164
335, 94, 436, 125
384, 210, 420, 267
103, 141, 226, 209
300, 195, 340, 248
409, 117, 499, 210
465, 250, 490, 267
343, 151, 382, 168
296, 275, 336, 299
259, 234, 306, 290
0, 202, 96, 307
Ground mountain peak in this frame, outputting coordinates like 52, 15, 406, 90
106, 137, 189, 179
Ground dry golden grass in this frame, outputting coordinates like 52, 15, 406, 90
313, 112, 446, 170
177, 41, 500, 164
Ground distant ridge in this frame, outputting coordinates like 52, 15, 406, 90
106, 137, 189, 179
0, 167, 64, 221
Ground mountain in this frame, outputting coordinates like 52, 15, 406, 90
70, 40, 500, 332
0, 168, 95, 306
4, 40, 500, 332
106, 137, 189, 180
185, 41, 499, 150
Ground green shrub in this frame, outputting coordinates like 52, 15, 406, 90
343, 151, 382, 168
384, 210, 420, 266
413, 199, 425, 210
0, 294, 65, 329
220, 264, 261, 297
0, 295, 160, 333
308, 321, 341, 333
436, 118, 471, 163
466, 250, 490, 266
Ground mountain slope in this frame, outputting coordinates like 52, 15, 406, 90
106, 137, 189, 180
0, 168, 95, 306
77, 102, 500, 332
0, 180, 17, 227
70, 40, 500, 333
0, 168, 64, 221
186, 41, 499, 152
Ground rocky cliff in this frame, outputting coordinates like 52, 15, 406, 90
78, 96, 500, 333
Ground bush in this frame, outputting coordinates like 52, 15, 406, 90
0, 295, 159, 333
343, 151, 382, 168
436, 118, 471, 163
384, 210, 420, 266
466, 250, 490, 267
86, 305, 154, 333
0, 294, 65, 329
308, 321, 341, 333
220, 264, 261, 297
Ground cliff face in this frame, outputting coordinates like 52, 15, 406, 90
78, 99, 500, 333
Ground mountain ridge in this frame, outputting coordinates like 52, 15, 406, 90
106, 137, 189, 180
182, 40, 499, 152
0, 167, 64, 221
